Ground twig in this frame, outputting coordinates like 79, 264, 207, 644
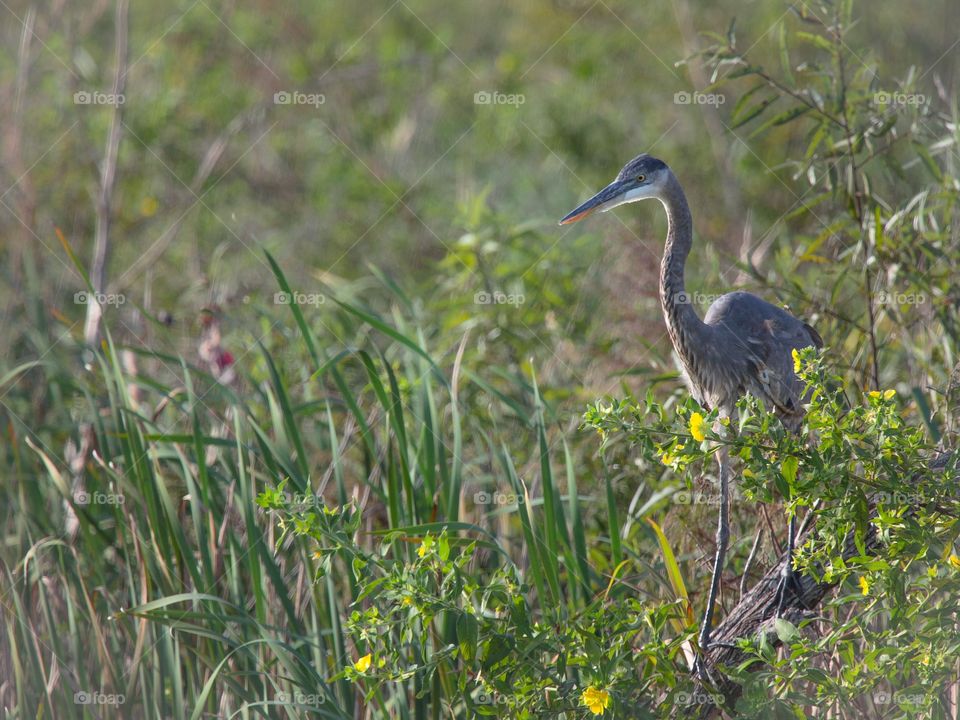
84, 0, 129, 346
739, 527, 763, 599
2, 8, 37, 317
829, 12, 880, 392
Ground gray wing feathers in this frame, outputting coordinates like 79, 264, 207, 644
704, 292, 819, 426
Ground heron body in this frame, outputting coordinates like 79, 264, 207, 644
560, 153, 821, 664
599, 155, 824, 424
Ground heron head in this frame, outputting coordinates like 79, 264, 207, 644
559, 154, 670, 225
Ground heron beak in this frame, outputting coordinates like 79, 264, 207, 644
558, 180, 632, 225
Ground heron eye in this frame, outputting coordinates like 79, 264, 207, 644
636, 174, 646, 183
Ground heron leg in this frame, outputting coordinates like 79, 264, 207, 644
697, 446, 730, 663
774, 512, 802, 617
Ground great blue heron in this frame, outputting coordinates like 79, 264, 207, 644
559, 153, 822, 662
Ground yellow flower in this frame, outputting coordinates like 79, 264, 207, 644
418, 534, 432, 558
581, 686, 611, 715
689, 412, 706, 442
660, 445, 684, 466
140, 196, 159, 218
792, 348, 801, 373
858, 576, 870, 596
868, 389, 896, 400
402, 596, 414, 606
949, 554, 960, 570
742, 468, 755, 479
311, 550, 323, 561
354, 653, 371, 673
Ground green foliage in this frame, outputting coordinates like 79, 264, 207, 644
696, 0, 960, 404
260, 502, 696, 718
585, 351, 960, 717
2, 1, 960, 718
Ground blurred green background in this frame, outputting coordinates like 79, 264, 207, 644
1, 0, 959, 717
3, 0, 955, 392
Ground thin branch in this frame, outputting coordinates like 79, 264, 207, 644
830, 12, 880, 392
84, 0, 129, 347
3, 7, 37, 308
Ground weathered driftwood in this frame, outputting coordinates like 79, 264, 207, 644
681, 521, 843, 719
680, 453, 952, 719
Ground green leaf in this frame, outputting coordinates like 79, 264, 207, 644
482, 634, 513, 670
730, 83, 766, 121
782, 456, 800, 488
749, 105, 812, 138
731, 96, 778, 129
795, 31, 834, 52
332, 298, 449, 389
778, 21, 795, 86
646, 518, 693, 630
457, 613, 479, 661
774, 617, 801, 644
912, 141, 943, 182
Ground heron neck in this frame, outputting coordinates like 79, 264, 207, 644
659, 175, 709, 356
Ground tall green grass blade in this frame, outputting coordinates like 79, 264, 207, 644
646, 518, 694, 632
564, 440, 592, 601
604, 458, 623, 566
499, 444, 557, 608
332, 299, 448, 389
